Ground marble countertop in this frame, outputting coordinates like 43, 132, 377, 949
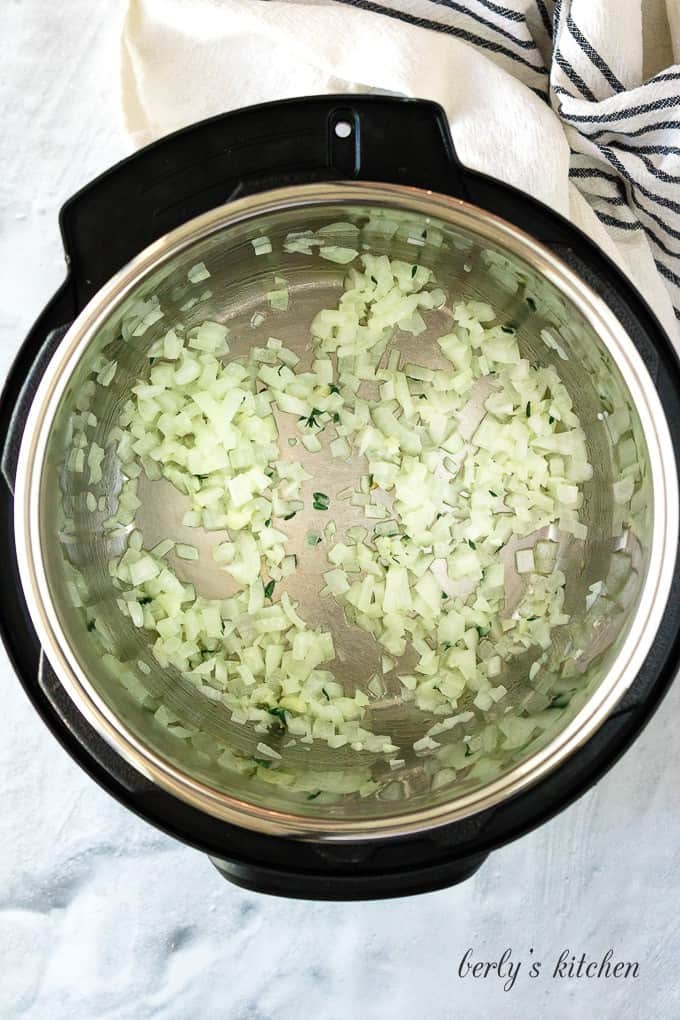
2, 3, 679, 1017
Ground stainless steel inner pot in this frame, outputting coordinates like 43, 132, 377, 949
14, 183, 678, 839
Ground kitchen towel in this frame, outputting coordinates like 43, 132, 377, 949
120, 0, 680, 347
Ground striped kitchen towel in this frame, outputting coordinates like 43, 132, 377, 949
121, 0, 680, 346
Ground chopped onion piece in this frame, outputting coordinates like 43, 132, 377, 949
319, 246, 359, 265
187, 262, 210, 283
176, 544, 199, 561
515, 548, 536, 574
251, 236, 272, 256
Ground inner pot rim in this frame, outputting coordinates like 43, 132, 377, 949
14, 181, 679, 841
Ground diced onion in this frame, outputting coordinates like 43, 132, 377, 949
74, 239, 594, 775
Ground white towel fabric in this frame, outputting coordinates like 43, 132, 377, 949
120, 0, 680, 347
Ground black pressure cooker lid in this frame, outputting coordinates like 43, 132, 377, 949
2, 96, 680, 900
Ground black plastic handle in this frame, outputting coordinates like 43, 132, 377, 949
209, 851, 488, 901
1, 321, 71, 493
59, 95, 466, 310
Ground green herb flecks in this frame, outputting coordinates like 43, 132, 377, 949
299, 408, 322, 429
268, 707, 287, 733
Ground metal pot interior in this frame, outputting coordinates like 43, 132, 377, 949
22, 187, 674, 836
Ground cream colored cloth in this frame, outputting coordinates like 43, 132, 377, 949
120, 0, 680, 347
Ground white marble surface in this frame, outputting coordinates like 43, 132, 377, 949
2, 3, 680, 1017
